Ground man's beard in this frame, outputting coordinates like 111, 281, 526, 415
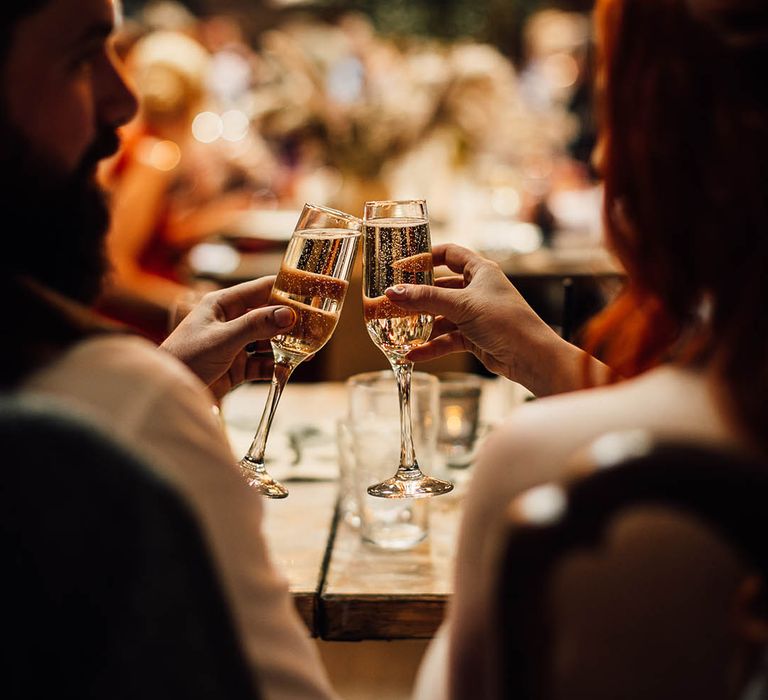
0, 116, 119, 304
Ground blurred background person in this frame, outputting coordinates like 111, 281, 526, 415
105, 0, 603, 368
98, 27, 276, 340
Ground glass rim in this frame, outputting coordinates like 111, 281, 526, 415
301, 202, 362, 227
363, 199, 428, 223
364, 199, 426, 208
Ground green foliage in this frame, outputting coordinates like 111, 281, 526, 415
314, 0, 544, 45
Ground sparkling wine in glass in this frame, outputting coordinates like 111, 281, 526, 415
239, 204, 361, 498
362, 199, 453, 499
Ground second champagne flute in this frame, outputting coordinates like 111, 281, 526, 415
362, 199, 453, 499
238, 204, 361, 498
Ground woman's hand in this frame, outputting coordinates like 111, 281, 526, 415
385, 244, 601, 396
161, 277, 295, 400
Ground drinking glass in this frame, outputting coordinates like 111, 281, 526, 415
238, 204, 361, 498
344, 370, 438, 546
362, 199, 453, 499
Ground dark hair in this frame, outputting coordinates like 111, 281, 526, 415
0, 1, 51, 61
585, 0, 768, 449
0, 1, 50, 25
0, 0, 121, 388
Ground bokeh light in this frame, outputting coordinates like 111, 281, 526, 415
148, 139, 182, 171
192, 111, 223, 143
491, 186, 522, 218
542, 52, 580, 90
511, 484, 567, 525
221, 109, 250, 142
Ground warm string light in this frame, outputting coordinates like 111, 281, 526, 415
148, 140, 181, 171
137, 138, 182, 171
192, 110, 250, 144
221, 110, 250, 142
192, 111, 223, 143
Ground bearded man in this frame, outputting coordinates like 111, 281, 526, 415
0, 2, 337, 698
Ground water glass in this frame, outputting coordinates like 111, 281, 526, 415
345, 370, 438, 549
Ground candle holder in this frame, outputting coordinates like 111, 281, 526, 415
436, 372, 483, 469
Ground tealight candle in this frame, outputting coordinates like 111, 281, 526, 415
437, 373, 483, 468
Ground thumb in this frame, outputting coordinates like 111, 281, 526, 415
385, 284, 463, 320
228, 305, 296, 348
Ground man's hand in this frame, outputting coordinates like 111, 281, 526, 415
384, 244, 599, 396
161, 277, 295, 400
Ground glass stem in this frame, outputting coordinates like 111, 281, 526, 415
392, 359, 420, 476
242, 361, 295, 470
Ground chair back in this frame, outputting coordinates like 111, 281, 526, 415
493, 435, 768, 700
0, 396, 258, 699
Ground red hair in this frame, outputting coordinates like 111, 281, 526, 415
585, 0, 768, 446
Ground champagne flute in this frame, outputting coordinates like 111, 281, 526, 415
362, 200, 453, 499
239, 204, 361, 498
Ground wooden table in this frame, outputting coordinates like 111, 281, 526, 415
321, 486, 461, 640
260, 483, 461, 640
223, 378, 524, 640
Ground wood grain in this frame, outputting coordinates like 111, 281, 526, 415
320, 489, 462, 640
320, 595, 447, 640
261, 481, 338, 635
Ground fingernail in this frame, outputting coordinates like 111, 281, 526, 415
388, 285, 407, 297
274, 307, 295, 327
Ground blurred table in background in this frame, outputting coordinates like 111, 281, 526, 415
188, 224, 623, 284
188, 211, 623, 381
188, 229, 478, 380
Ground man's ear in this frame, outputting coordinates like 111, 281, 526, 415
733, 575, 768, 644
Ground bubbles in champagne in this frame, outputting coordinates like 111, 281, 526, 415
275, 267, 347, 302
363, 295, 409, 321
363, 217, 434, 357
289, 228, 360, 280
269, 229, 357, 360
390, 251, 433, 274
365, 314, 433, 356
363, 218, 434, 298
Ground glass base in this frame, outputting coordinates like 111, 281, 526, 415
362, 522, 427, 550
239, 458, 289, 499
367, 470, 453, 499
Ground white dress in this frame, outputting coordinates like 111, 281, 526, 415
22, 334, 338, 700
413, 365, 744, 700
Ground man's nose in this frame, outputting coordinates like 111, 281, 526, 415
98, 51, 139, 129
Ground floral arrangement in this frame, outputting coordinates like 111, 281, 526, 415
244, 14, 575, 201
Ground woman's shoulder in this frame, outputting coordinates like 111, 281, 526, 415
453, 367, 735, 634
488, 366, 727, 465
465, 367, 731, 523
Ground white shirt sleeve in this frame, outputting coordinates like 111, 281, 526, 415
412, 622, 451, 700
24, 335, 339, 700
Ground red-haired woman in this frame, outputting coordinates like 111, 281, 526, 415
395, 0, 768, 697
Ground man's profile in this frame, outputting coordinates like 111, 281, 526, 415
0, 2, 337, 698
0, 0, 135, 303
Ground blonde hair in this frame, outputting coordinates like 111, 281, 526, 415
129, 30, 210, 127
